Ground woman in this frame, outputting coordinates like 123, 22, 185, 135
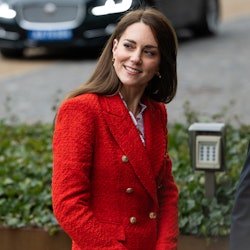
52, 8, 179, 250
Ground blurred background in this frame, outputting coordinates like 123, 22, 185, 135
0, 0, 250, 125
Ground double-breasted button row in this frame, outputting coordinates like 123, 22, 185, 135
126, 187, 134, 194
149, 212, 157, 219
129, 212, 157, 225
122, 155, 129, 163
130, 217, 137, 224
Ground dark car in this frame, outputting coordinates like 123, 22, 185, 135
0, 0, 220, 58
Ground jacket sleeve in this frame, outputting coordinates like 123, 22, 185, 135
52, 97, 127, 250
156, 105, 179, 250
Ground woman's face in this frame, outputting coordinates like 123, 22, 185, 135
112, 22, 161, 91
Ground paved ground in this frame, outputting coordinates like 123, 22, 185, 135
168, 12, 250, 126
221, 0, 250, 21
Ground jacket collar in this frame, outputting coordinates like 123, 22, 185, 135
99, 94, 166, 204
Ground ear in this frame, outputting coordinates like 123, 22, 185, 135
112, 39, 118, 55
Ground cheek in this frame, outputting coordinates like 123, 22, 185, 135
113, 42, 122, 58
114, 49, 127, 61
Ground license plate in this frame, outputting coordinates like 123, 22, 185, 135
28, 29, 72, 41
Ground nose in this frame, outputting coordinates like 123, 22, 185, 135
130, 50, 142, 64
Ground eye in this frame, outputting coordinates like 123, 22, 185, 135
123, 42, 134, 50
144, 49, 157, 57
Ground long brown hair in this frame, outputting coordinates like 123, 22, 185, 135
66, 8, 178, 104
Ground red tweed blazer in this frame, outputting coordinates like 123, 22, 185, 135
52, 93, 178, 250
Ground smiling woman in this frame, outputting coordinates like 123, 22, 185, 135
52, 7, 179, 250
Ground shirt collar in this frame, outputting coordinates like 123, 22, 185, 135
119, 92, 147, 115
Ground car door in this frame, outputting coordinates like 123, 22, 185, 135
153, 0, 201, 29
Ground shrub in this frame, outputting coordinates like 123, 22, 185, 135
0, 121, 57, 233
0, 104, 249, 236
169, 103, 250, 236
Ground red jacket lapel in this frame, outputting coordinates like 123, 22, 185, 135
99, 94, 166, 204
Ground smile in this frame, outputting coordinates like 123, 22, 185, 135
124, 65, 141, 74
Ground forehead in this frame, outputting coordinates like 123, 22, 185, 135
120, 22, 158, 47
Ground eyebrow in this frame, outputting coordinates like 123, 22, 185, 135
124, 39, 158, 49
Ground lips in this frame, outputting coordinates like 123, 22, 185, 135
124, 65, 141, 74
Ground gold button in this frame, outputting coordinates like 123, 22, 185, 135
130, 217, 137, 224
122, 155, 129, 163
126, 188, 134, 194
149, 212, 157, 219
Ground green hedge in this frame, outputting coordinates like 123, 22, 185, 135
169, 104, 250, 236
0, 105, 249, 237
0, 121, 57, 233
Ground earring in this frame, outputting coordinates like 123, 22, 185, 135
156, 72, 162, 79
112, 58, 115, 65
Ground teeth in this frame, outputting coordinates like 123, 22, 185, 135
125, 66, 140, 73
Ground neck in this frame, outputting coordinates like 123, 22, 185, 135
129, 103, 141, 117
120, 89, 142, 116
124, 98, 141, 117
120, 85, 144, 101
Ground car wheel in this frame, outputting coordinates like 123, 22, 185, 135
1, 48, 24, 58
195, 0, 220, 36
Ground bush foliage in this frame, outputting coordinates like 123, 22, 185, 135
0, 121, 57, 233
169, 103, 250, 236
0, 104, 249, 236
